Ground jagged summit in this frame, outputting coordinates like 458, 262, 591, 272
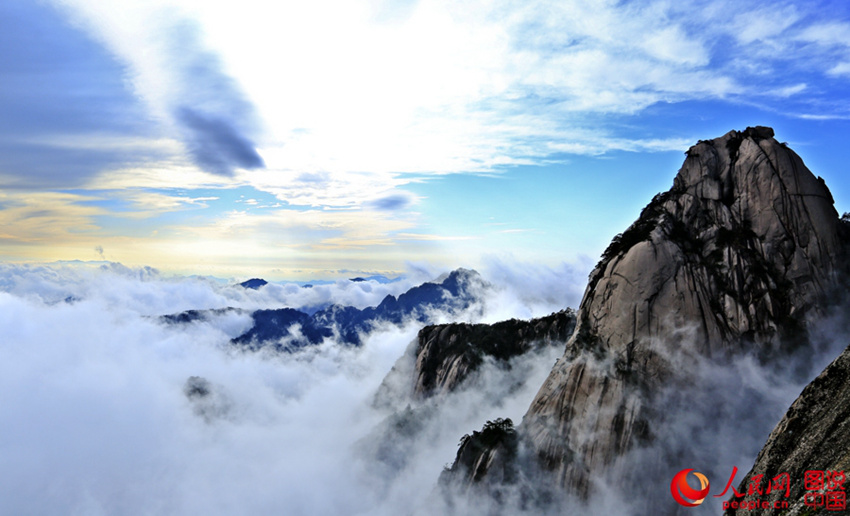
677, 125, 832, 211
584, 125, 843, 358
440, 127, 850, 508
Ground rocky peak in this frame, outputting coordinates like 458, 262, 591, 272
443, 127, 849, 505
374, 309, 576, 410
582, 126, 843, 358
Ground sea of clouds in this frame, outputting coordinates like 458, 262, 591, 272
0, 259, 586, 515
3, 259, 845, 515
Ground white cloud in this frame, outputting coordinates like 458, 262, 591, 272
639, 25, 710, 67
728, 5, 801, 45
828, 62, 850, 76
770, 83, 808, 97
48, 0, 850, 208
796, 21, 850, 47
0, 260, 586, 514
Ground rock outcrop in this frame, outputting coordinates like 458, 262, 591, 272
183, 376, 232, 422
375, 309, 575, 408
412, 310, 576, 399
443, 127, 849, 504
238, 278, 268, 290
364, 311, 574, 491
725, 341, 850, 515
440, 418, 520, 487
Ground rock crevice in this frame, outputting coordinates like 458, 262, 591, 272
443, 127, 848, 503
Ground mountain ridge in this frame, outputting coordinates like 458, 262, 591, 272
374, 309, 576, 411
163, 268, 486, 350
436, 126, 850, 512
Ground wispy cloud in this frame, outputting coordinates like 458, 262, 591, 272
4, 0, 850, 273
0, 192, 105, 246
175, 107, 264, 176
52, 0, 265, 177
827, 62, 850, 76
0, 187, 425, 277
22, 0, 850, 197
368, 193, 416, 211
0, 2, 162, 188
395, 233, 478, 241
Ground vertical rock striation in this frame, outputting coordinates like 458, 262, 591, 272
412, 310, 576, 399
446, 127, 849, 502
375, 310, 576, 409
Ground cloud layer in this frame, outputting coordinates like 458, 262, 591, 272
1, 253, 848, 515
52, 0, 265, 178
0, 261, 582, 515
4, 0, 850, 276
35, 0, 850, 187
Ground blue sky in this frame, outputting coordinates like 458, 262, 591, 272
2, 0, 850, 279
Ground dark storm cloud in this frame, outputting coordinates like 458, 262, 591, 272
165, 23, 266, 176
176, 107, 265, 176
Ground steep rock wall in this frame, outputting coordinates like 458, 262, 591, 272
448, 127, 848, 501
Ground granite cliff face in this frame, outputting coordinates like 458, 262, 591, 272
521, 126, 846, 496
364, 310, 575, 490
412, 310, 576, 399
442, 127, 849, 504
375, 309, 575, 409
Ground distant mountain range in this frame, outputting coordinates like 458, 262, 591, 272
236, 274, 400, 290
162, 269, 486, 350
